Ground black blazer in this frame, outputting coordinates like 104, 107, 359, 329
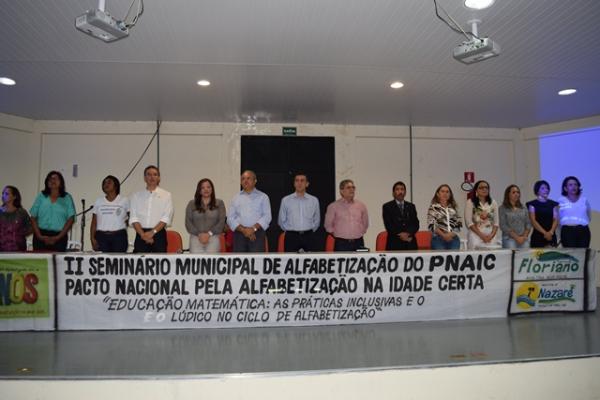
382, 200, 419, 250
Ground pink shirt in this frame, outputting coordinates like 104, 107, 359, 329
324, 198, 369, 239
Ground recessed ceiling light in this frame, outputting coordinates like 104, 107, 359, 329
390, 81, 404, 89
558, 88, 577, 96
0, 77, 16, 86
464, 0, 495, 10
197, 80, 211, 87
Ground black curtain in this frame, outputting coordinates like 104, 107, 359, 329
241, 136, 336, 251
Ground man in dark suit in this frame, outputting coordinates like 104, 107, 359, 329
382, 181, 419, 250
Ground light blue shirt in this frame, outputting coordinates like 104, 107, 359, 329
278, 192, 320, 232
227, 189, 271, 230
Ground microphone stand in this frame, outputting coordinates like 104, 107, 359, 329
77, 199, 94, 251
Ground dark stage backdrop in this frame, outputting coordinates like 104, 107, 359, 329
241, 136, 336, 251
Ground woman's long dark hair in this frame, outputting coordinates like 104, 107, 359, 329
194, 178, 217, 212
502, 184, 523, 209
471, 180, 492, 209
42, 170, 67, 197
3, 186, 23, 208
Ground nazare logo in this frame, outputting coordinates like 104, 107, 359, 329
538, 284, 576, 305
515, 281, 577, 310
515, 282, 540, 309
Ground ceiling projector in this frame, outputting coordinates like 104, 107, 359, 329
75, 9, 129, 42
453, 38, 500, 64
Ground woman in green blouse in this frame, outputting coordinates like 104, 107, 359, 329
30, 171, 76, 252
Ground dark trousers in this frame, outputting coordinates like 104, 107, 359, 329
284, 230, 316, 252
33, 229, 68, 252
133, 229, 167, 253
233, 230, 266, 252
530, 231, 557, 248
333, 237, 364, 252
561, 225, 591, 248
96, 229, 129, 253
387, 235, 418, 251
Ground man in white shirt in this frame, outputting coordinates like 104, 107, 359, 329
129, 165, 173, 253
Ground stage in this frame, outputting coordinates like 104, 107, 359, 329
1, 298, 600, 399
1, 249, 599, 398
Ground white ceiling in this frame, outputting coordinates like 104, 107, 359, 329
1, 0, 599, 128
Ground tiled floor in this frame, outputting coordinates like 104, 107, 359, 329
1, 301, 599, 379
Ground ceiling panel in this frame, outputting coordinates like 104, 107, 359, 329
1, 0, 599, 127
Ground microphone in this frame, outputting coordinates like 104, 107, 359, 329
80, 199, 86, 251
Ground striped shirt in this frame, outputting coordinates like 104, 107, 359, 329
427, 203, 462, 233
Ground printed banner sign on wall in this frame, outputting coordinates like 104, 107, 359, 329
1, 250, 595, 331
0, 254, 55, 331
510, 248, 590, 314
55, 251, 512, 330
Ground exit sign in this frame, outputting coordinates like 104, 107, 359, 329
282, 127, 297, 136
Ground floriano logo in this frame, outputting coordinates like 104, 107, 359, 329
532, 250, 578, 262
518, 250, 580, 274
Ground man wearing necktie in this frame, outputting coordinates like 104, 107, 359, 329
382, 181, 419, 250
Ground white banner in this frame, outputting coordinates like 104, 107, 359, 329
510, 248, 596, 314
511, 279, 584, 312
55, 250, 512, 330
513, 248, 587, 281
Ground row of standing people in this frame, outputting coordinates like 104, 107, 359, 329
449, 177, 591, 250
0, 168, 592, 253
424, 178, 591, 251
